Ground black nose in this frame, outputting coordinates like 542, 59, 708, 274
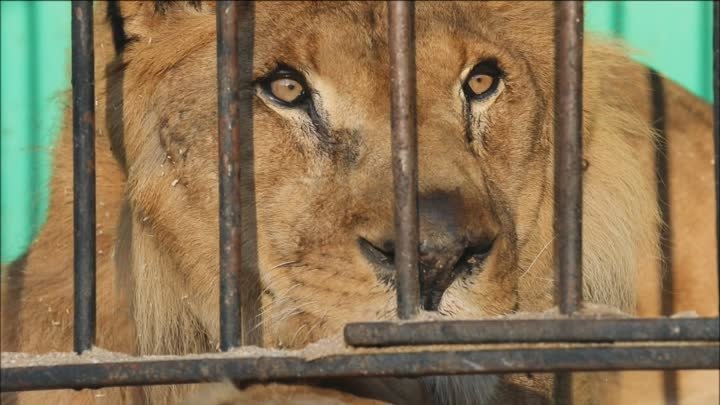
359, 192, 495, 311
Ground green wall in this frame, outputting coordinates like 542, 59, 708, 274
1, 1, 71, 264
586, 1, 714, 101
0, 1, 716, 263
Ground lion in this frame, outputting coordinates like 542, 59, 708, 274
1, 1, 717, 405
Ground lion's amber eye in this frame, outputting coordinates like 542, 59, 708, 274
466, 74, 494, 96
270, 78, 305, 104
260, 66, 311, 107
462, 60, 502, 100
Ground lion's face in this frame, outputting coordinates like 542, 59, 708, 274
116, 1, 559, 348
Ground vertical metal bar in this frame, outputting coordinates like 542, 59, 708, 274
71, 1, 95, 353
554, 2, 584, 405
649, 67, 679, 405
554, 0, 584, 316
554, 2, 584, 404
71, 0, 96, 354
714, 0, 719, 297
217, 0, 241, 351
388, 1, 420, 319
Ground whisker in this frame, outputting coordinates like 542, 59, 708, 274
289, 323, 308, 346
519, 235, 555, 280
269, 260, 300, 270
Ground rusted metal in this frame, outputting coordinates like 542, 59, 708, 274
554, 3, 584, 404
714, 0, 719, 296
2, 344, 717, 392
71, 0, 96, 354
649, 67, 673, 317
649, 66, 679, 405
388, 0, 421, 319
554, 373, 574, 405
217, 1, 256, 350
344, 317, 720, 346
554, 1, 584, 316
216, 0, 242, 352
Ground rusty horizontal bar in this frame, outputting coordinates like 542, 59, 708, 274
344, 317, 720, 347
2, 343, 717, 392
71, 0, 96, 354
388, 0, 421, 319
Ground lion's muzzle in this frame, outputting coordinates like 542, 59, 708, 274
359, 191, 497, 311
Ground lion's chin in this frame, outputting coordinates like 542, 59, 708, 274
421, 374, 500, 405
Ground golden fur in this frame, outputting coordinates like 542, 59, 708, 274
2, 1, 717, 404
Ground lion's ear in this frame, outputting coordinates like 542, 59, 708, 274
107, 1, 213, 53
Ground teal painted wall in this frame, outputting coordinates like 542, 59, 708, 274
585, 1, 714, 102
1, 1, 71, 264
0, 1, 716, 263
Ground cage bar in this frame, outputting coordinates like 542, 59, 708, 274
388, 0, 421, 319
344, 317, 720, 346
217, 1, 255, 349
554, 2, 584, 404
714, 0, 719, 294
216, 0, 245, 351
71, 0, 96, 354
2, 343, 717, 392
554, 0, 584, 316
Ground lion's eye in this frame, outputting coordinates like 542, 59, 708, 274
462, 60, 502, 100
270, 78, 305, 104
260, 67, 310, 107
466, 74, 494, 95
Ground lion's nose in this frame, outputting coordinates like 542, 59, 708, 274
359, 192, 495, 311
417, 192, 493, 310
